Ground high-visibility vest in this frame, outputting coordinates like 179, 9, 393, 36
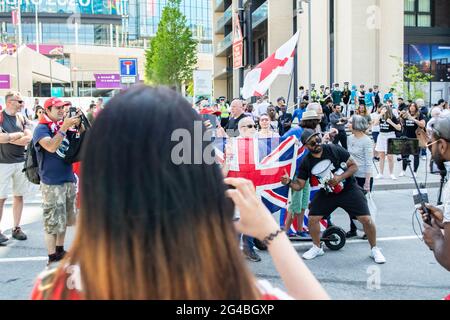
220, 104, 230, 118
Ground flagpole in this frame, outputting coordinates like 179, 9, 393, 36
35, 1, 39, 53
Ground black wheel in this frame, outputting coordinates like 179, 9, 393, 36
253, 238, 268, 251
322, 226, 346, 251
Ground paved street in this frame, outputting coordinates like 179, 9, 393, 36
1, 183, 450, 300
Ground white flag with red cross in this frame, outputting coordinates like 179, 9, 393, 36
242, 31, 299, 99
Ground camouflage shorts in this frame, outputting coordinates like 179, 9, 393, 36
41, 182, 77, 235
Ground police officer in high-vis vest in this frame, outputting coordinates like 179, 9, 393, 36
218, 96, 230, 128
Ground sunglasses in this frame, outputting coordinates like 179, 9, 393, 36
241, 124, 257, 129
11, 99, 24, 104
307, 137, 322, 147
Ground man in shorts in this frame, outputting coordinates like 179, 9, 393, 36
281, 129, 386, 263
33, 97, 81, 265
0, 91, 33, 243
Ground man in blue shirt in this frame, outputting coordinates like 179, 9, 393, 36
365, 88, 375, 112
383, 88, 394, 103
33, 97, 81, 265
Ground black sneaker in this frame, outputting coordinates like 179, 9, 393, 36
55, 250, 67, 261
12, 227, 27, 241
0, 232, 8, 244
362, 234, 368, 240
346, 230, 358, 238
243, 249, 262, 262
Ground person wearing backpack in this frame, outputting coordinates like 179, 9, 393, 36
33, 97, 81, 265
0, 91, 33, 244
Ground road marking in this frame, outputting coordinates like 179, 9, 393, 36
0, 236, 422, 263
291, 235, 421, 248
0, 257, 47, 263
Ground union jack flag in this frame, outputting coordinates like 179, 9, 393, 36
214, 134, 328, 233
215, 136, 305, 213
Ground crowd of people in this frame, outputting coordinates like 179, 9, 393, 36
0, 83, 448, 300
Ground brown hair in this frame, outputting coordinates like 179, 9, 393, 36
49, 86, 260, 300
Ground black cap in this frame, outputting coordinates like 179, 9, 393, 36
301, 129, 320, 145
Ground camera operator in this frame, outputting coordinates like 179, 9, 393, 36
398, 102, 426, 177
418, 117, 450, 272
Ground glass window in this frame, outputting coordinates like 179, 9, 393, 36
417, 14, 431, 27
418, 0, 430, 12
405, 0, 415, 12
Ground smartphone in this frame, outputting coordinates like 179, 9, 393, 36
68, 106, 78, 118
387, 138, 419, 156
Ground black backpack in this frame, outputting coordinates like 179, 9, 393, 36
23, 140, 40, 185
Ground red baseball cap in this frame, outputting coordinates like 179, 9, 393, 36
43, 97, 70, 109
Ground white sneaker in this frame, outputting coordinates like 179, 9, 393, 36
375, 174, 383, 179
371, 247, 386, 264
422, 156, 427, 160
302, 244, 324, 260
399, 171, 406, 177
390, 174, 397, 180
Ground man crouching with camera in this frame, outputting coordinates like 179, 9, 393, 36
418, 117, 450, 277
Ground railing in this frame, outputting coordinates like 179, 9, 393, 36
216, 32, 233, 56
215, 0, 225, 12
216, 6, 233, 32
252, 1, 268, 29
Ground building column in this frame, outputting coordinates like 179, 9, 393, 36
378, 0, 404, 93
266, 0, 294, 102
297, 0, 330, 91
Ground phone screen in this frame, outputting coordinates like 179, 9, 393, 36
387, 138, 419, 155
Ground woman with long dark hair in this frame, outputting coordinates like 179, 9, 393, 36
374, 105, 401, 180
398, 102, 425, 177
31, 86, 328, 300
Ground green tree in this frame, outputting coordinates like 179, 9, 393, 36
391, 56, 433, 101
145, 0, 198, 90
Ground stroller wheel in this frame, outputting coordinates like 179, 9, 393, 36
322, 226, 346, 251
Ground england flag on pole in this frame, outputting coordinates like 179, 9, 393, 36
242, 31, 299, 99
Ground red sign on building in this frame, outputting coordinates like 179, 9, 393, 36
232, 13, 243, 69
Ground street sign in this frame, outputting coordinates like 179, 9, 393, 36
120, 76, 136, 84
232, 13, 243, 69
233, 42, 243, 69
119, 58, 138, 77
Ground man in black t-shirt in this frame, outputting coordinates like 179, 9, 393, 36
221, 99, 247, 138
281, 129, 386, 263
0, 91, 33, 243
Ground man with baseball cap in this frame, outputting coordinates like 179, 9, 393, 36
281, 129, 385, 263
419, 117, 450, 272
33, 97, 81, 265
